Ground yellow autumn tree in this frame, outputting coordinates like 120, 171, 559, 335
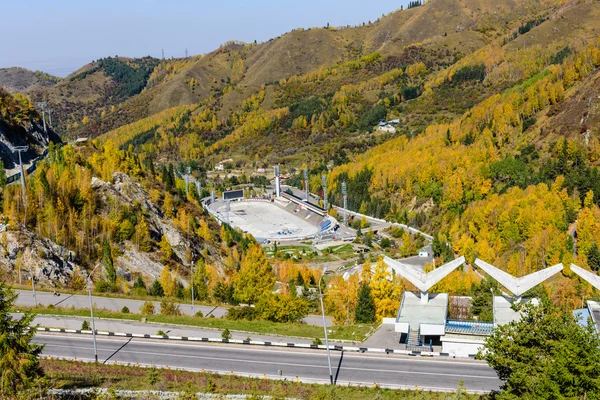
233, 244, 275, 304
163, 193, 174, 218
370, 258, 402, 321
197, 219, 211, 241
325, 274, 359, 325
160, 265, 176, 297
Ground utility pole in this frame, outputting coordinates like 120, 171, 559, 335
318, 266, 333, 384
86, 265, 101, 363
162, 49, 165, 59
585, 129, 591, 148
11, 146, 28, 203
47, 108, 53, 129
30, 268, 37, 307
322, 174, 328, 210
191, 260, 195, 315
37, 102, 47, 133
342, 181, 348, 226
304, 168, 309, 202
185, 48, 188, 58
210, 190, 215, 211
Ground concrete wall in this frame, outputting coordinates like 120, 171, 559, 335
441, 338, 484, 357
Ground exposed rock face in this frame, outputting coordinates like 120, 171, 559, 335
92, 172, 201, 281
0, 226, 80, 287
0, 171, 222, 287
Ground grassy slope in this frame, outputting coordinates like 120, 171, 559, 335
42, 359, 483, 399
23, 306, 376, 341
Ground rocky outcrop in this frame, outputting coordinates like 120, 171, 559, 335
0, 226, 80, 287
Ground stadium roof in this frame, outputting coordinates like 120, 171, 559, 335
475, 259, 563, 297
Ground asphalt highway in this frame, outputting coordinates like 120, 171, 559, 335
35, 333, 501, 392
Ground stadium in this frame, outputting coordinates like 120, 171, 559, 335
205, 190, 334, 243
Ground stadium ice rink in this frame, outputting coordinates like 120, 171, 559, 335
213, 200, 320, 241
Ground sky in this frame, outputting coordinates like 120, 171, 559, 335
0, 0, 410, 77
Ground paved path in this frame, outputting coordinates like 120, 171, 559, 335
30, 315, 315, 343
362, 324, 404, 349
35, 333, 500, 392
14, 290, 333, 326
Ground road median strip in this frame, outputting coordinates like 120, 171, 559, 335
34, 327, 478, 358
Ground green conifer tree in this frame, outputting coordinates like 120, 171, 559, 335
355, 283, 376, 323
0, 284, 44, 395
102, 239, 116, 287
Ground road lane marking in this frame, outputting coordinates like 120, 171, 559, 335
41, 343, 498, 380
35, 334, 491, 368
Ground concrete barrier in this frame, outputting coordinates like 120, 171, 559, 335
34, 327, 472, 358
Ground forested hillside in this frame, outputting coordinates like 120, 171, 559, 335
4, 0, 600, 312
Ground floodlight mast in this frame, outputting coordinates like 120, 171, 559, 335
185, 166, 191, 195
274, 166, 281, 197
37, 102, 47, 133
10, 146, 28, 202
304, 168, 309, 201
225, 199, 231, 225
342, 181, 348, 225
322, 174, 328, 211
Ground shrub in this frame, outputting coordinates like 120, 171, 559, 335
121, 306, 130, 313
94, 280, 111, 293
160, 298, 181, 316
157, 330, 167, 336
205, 377, 217, 393
146, 367, 159, 386
132, 287, 148, 297
255, 294, 309, 323
140, 301, 155, 315
225, 306, 257, 321
195, 310, 204, 317
312, 337, 323, 345
380, 238, 391, 248
221, 328, 232, 340
81, 320, 90, 330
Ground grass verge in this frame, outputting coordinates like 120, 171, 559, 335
10, 284, 210, 307
41, 359, 484, 399
18, 305, 377, 342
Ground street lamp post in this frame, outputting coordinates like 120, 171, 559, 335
30, 269, 37, 307
86, 265, 100, 363
191, 261, 195, 315
318, 266, 333, 384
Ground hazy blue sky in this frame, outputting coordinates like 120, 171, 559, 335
0, 0, 410, 77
